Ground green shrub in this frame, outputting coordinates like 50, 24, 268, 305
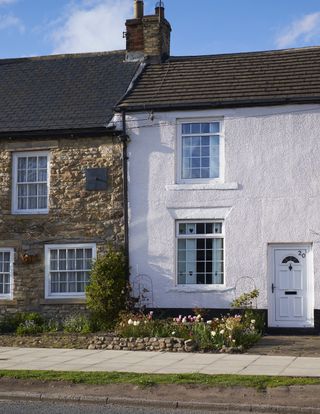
63, 314, 91, 334
242, 308, 265, 333
15, 312, 44, 336
230, 289, 259, 308
0, 314, 23, 333
86, 247, 128, 330
191, 322, 214, 350
43, 318, 61, 333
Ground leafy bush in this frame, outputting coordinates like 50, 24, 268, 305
230, 289, 259, 308
63, 314, 91, 334
0, 314, 24, 333
15, 312, 44, 336
43, 318, 61, 333
86, 247, 128, 329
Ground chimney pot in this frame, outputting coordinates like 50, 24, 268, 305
155, 1, 165, 18
134, 0, 144, 19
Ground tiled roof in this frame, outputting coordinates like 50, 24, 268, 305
119, 46, 320, 110
0, 51, 139, 134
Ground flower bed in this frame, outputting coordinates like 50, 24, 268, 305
111, 310, 263, 353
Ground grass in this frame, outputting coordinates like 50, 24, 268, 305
0, 370, 320, 390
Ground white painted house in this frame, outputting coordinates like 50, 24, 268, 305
118, 1, 320, 329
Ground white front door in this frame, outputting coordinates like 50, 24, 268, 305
269, 245, 313, 328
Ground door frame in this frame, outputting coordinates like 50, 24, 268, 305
268, 243, 314, 328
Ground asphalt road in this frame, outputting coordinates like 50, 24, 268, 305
0, 400, 267, 414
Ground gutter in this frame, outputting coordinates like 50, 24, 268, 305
117, 96, 320, 113
0, 126, 117, 139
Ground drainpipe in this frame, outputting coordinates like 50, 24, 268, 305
121, 110, 130, 278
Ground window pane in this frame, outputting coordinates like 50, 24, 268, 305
38, 197, 47, 209
191, 169, 201, 178
27, 170, 37, 182
18, 184, 27, 196
28, 197, 37, 210
38, 169, 47, 181
213, 223, 223, 234
201, 123, 210, 133
18, 196, 27, 210
191, 146, 200, 157
196, 223, 205, 234
38, 156, 47, 168
210, 122, 220, 133
28, 184, 37, 196
191, 123, 200, 134
191, 136, 201, 146
18, 157, 27, 169
181, 124, 191, 134
18, 170, 27, 183
186, 223, 196, 235
27, 157, 37, 169
67, 250, 76, 270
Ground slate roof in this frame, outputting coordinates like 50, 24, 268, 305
0, 51, 139, 134
119, 46, 320, 111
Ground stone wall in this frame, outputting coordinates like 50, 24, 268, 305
88, 336, 196, 352
0, 134, 124, 318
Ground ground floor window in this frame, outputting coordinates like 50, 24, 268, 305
45, 244, 96, 298
177, 221, 224, 285
0, 248, 14, 298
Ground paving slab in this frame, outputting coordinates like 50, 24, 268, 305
0, 346, 320, 377
248, 335, 320, 357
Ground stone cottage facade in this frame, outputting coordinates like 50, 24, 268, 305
0, 52, 139, 318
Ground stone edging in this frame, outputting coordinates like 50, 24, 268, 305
88, 336, 196, 352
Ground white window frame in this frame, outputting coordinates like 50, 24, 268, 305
12, 151, 50, 215
45, 243, 97, 299
176, 220, 225, 286
0, 248, 14, 300
176, 118, 225, 184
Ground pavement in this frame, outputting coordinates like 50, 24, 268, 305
248, 335, 320, 357
1, 346, 320, 377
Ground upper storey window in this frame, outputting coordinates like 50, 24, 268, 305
12, 151, 49, 214
178, 121, 223, 183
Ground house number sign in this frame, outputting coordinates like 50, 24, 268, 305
298, 250, 306, 258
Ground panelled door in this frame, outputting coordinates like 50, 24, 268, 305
269, 246, 313, 328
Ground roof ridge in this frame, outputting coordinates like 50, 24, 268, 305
169, 45, 320, 61
0, 50, 126, 64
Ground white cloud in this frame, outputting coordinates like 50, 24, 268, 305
0, 14, 24, 32
276, 12, 320, 48
0, 0, 17, 5
50, 0, 132, 54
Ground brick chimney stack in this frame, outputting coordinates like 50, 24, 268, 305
125, 0, 171, 62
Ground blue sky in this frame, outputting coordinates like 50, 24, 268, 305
1, 0, 320, 58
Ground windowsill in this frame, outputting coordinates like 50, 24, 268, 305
167, 285, 235, 293
12, 211, 49, 216
0, 298, 16, 305
166, 182, 239, 191
41, 298, 86, 304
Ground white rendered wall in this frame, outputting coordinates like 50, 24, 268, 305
124, 105, 320, 310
